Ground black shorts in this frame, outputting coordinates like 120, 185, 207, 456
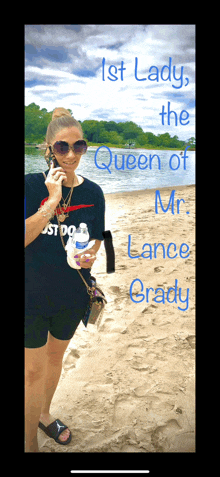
25, 303, 87, 349
25, 263, 92, 349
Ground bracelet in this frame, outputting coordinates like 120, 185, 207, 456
38, 202, 55, 219
38, 207, 52, 219
44, 201, 55, 214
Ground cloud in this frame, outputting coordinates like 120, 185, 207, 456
25, 24, 195, 140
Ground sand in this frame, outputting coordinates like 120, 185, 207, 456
38, 184, 195, 453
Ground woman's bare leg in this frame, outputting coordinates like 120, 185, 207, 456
25, 345, 47, 452
39, 332, 71, 443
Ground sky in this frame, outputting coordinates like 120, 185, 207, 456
25, 24, 195, 141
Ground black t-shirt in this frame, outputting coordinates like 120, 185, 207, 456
25, 171, 105, 315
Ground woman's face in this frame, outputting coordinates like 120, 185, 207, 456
51, 126, 84, 174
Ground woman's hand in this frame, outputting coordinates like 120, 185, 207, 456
74, 247, 97, 269
45, 161, 67, 203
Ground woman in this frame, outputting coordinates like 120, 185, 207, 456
25, 108, 105, 452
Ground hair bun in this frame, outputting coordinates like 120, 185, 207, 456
52, 107, 72, 121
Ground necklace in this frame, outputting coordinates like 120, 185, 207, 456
57, 175, 78, 222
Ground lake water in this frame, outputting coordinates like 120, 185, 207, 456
25, 146, 195, 194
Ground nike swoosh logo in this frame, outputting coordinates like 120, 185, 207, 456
40, 197, 94, 214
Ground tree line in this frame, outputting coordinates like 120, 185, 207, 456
25, 103, 195, 149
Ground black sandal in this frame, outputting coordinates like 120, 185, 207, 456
38, 419, 72, 445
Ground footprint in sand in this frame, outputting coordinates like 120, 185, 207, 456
154, 266, 164, 273
112, 394, 140, 427
63, 348, 80, 370
151, 419, 182, 452
142, 304, 157, 314
133, 382, 158, 397
109, 286, 121, 294
186, 335, 196, 349
169, 431, 195, 452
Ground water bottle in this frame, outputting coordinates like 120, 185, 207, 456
65, 223, 95, 269
65, 225, 76, 268
75, 223, 89, 250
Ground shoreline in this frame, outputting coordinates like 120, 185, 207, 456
88, 145, 196, 151
25, 144, 195, 152
104, 183, 195, 198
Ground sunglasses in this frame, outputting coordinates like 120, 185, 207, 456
51, 139, 87, 156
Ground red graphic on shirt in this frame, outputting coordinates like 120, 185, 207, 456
40, 197, 94, 215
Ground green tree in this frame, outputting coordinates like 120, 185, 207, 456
25, 103, 193, 149
157, 133, 171, 147
121, 121, 143, 140
186, 137, 196, 147
148, 133, 159, 147
106, 131, 124, 144
25, 103, 52, 143
81, 120, 99, 142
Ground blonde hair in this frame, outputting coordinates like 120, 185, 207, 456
46, 107, 83, 145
